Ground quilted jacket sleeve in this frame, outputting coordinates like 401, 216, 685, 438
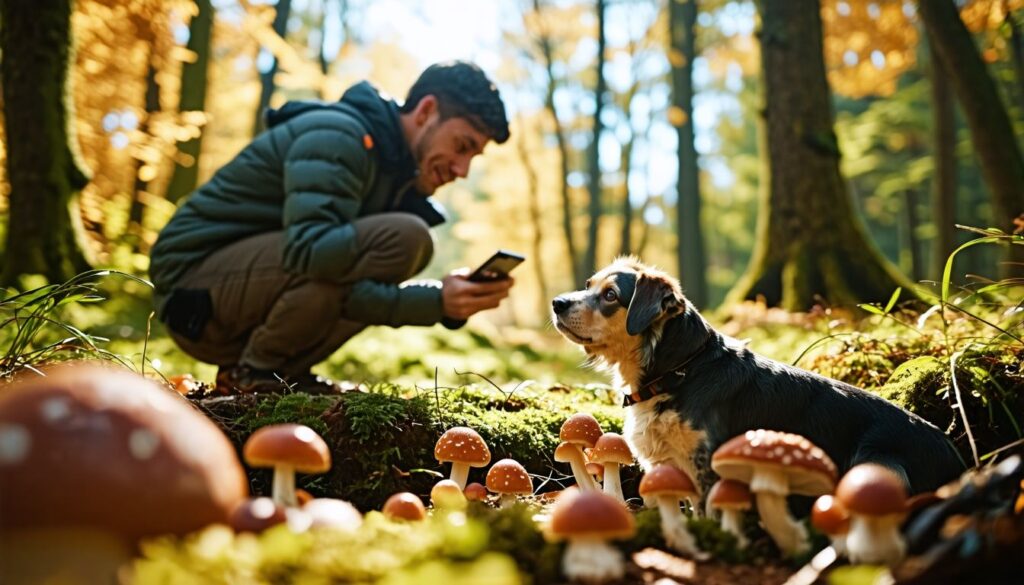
281, 114, 372, 280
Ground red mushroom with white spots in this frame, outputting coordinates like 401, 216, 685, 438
707, 479, 753, 549
557, 413, 603, 491
589, 433, 633, 502
486, 458, 533, 508
835, 463, 908, 565
711, 430, 838, 556
639, 464, 706, 559
548, 488, 636, 584
434, 426, 491, 489
244, 423, 331, 508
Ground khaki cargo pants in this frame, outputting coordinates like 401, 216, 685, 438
166, 213, 434, 376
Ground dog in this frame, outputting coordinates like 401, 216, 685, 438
551, 257, 965, 499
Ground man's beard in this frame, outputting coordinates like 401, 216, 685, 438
412, 122, 440, 194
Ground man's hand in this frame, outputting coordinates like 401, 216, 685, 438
441, 268, 514, 320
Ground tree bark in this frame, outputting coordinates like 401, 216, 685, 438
928, 38, 958, 281
902, 188, 923, 281
582, 0, 607, 280
165, 0, 213, 203
127, 64, 161, 254
1, 0, 92, 285
514, 118, 550, 314
252, 0, 292, 136
533, 0, 580, 286
726, 0, 912, 310
670, 0, 708, 308
918, 0, 1024, 276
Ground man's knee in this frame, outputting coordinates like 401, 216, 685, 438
383, 214, 434, 279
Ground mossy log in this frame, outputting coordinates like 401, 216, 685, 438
194, 385, 635, 511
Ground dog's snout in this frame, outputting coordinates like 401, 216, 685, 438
552, 296, 572, 315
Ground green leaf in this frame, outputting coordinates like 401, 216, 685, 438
883, 287, 901, 314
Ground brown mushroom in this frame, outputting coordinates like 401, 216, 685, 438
382, 492, 427, 521
586, 461, 605, 485
0, 364, 249, 583
464, 482, 488, 502
548, 488, 636, 584
559, 413, 603, 491
712, 430, 837, 556
486, 458, 533, 508
639, 464, 706, 558
812, 494, 850, 556
244, 423, 331, 508
229, 497, 288, 533
707, 479, 752, 549
835, 463, 907, 565
434, 427, 491, 489
431, 479, 468, 510
589, 433, 633, 502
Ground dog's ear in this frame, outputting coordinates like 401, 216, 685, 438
625, 274, 683, 336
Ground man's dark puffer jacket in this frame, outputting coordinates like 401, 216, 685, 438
149, 81, 447, 327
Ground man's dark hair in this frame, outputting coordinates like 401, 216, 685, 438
400, 61, 510, 144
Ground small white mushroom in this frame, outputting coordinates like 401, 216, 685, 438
244, 424, 331, 508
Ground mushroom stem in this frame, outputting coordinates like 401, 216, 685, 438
562, 537, 625, 584
656, 497, 705, 558
846, 514, 905, 565
567, 446, 597, 491
498, 493, 516, 508
603, 463, 623, 501
754, 492, 808, 556
271, 464, 298, 508
449, 463, 470, 490
720, 509, 749, 549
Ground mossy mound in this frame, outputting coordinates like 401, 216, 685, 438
195, 383, 631, 511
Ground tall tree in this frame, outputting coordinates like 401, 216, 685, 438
928, 39, 958, 279
531, 0, 581, 286
582, 0, 608, 280
165, 0, 213, 203
919, 0, 1024, 275
1, 0, 92, 285
514, 115, 551, 309
726, 0, 911, 310
252, 0, 292, 135
669, 0, 708, 308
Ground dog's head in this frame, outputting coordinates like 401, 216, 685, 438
551, 257, 685, 360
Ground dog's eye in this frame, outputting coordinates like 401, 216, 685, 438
602, 289, 618, 302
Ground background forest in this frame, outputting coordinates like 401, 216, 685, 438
1, 0, 1022, 384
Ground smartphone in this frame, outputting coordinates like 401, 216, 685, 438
468, 250, 525, 282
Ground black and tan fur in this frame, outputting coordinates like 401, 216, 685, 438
552, 257, 965, 500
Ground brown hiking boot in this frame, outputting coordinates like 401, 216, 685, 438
214, 365, 290, 395
285, 372, 346, 395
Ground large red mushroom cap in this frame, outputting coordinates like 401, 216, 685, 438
711, 429, 838, 495
244, 424, 331, 474
0, 362, 248, 542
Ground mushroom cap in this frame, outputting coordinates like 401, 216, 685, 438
707, 479, 752, 510
464, 482, 489, 502
244, 424, 331, 474
638, 464, 698, 499
303, 498, 363, 530
382, 492, 427, 521
835, 463, 907, 516
590, 433, 634, 465
560, 413, 603, 447
549, 488, 635, 541
554, 441, 581, 463
229, 497, 288, 533
586, 462, 605, 480
434, 426, 491, 467
486, 458, 533, 495
711, 430, 838, 496
811, 495, 851, 536
431, 479, 467, 508
0, 362, 248, 541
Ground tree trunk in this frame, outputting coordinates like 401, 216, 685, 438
582, 0, 607, 280
514, 117, 550, 315
165, 0, 213, 203
619, 133, 635, 257
252, 0, 292, 136
918, 0, 1024, 277
726, 0, 912, 310
127, 64, 160, 254
901, 188, 923, 281
0, 0, 92, 285
1003, 2, 1024, 111
533, 0, 580, 286
670, 0, 708, 308
928, 37, 958, 281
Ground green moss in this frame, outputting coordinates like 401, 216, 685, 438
875, 356, 947, 414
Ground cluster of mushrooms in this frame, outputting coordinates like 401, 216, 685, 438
432, 417, 918, 583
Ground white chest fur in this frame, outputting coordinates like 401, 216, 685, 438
623, 395, 707, 495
